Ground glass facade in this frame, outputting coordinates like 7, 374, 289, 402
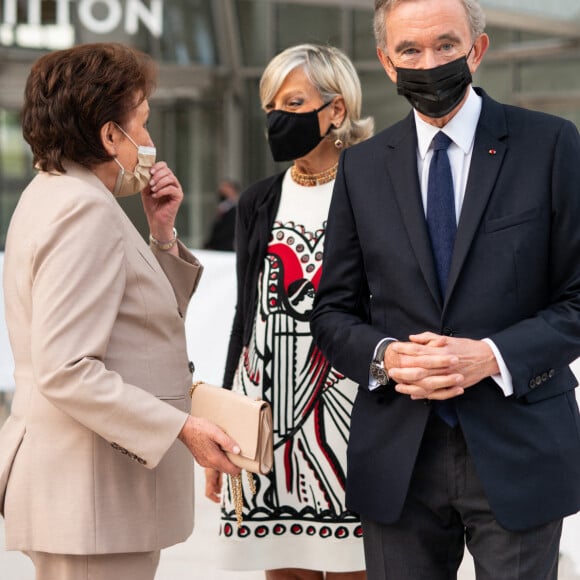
0, 0, 579, 249
482, 0, 580, 19
0, 110, 33, 249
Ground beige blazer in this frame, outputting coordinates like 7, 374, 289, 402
0, 162, 202, 554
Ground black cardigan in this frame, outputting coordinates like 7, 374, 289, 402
222, 171, 285, 388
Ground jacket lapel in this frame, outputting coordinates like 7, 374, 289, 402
64, 160, 162, 273
446, 91, 508, 305
384, 114, 442, 308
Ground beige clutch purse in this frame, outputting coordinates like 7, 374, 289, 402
189, 381, 274, 526
189, 380, 273, 474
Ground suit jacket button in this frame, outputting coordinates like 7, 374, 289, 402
535, 376, 542, 386
548, 369, 555, 378
541, 372, 548, 382
529, 379, 536, 389
189, 361, 195, 373
443, 327, 454, 336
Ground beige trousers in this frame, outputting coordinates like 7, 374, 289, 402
26, 549, 161, 580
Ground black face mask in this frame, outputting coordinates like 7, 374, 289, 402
266, 101, 331, 162
394, 50, 473, 118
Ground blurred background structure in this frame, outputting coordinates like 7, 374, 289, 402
0, 0, 579, 248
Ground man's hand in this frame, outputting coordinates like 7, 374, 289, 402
178, 415, 241, 476
385, 332, 499, 400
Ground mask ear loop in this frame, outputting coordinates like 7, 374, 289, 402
111, 122, 135, 194
315, 100, 333, 114
113, 122, 140, 149
113, 157, 126, 196
466, 43, 475, 62
321, 97, 343, 147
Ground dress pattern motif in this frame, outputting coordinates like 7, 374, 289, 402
220, 216, 362, 546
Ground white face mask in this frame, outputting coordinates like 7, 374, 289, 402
112, 123, 156, 197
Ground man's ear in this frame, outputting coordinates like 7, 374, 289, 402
100, 121, 118, 156
377, 47, 397, 84
468, 33, 490, 74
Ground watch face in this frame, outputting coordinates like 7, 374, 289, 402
370, 363, 389, 385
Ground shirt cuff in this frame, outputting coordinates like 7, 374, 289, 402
482, 338, 514, 397
368, 338, 395, 391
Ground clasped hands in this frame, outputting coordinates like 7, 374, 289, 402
385, 332, 499, 401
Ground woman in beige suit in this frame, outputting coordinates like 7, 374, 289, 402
0, 43, 240, 580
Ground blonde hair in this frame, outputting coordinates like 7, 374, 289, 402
259, 44, 373, 149
374, 0, 486, 52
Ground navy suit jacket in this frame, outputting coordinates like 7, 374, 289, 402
311, 89, 580, 531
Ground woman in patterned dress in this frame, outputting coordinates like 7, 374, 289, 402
205, 44, 373, 579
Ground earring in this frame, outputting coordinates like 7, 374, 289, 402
332, 122, 344, 150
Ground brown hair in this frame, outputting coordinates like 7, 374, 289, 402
22, 43, 157, 173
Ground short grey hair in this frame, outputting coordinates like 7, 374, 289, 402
374, 0, 486, 52
259, 43, 374, 149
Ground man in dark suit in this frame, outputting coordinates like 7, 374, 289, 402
204, 179, 240, 251
310, 0, 580, 578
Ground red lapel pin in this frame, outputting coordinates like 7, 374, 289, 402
488, 148, 497, 155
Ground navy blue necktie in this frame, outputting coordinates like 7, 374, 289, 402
427, 131, 456, 296
426, 132, 458, 427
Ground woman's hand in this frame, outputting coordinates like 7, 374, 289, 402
141, 161, 184, 244
205, 468, 223, 503
178, 415, 241, 476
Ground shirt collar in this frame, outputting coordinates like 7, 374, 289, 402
415, 87, 482, 160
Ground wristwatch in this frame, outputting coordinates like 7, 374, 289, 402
370, 340, 391, 386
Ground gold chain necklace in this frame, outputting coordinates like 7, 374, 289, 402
291, 162, 338, 187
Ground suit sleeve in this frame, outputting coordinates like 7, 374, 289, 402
311, 150, 390, 387
490, 120, 580, 397
152, 240, 203, 317
30, 194, 187, 468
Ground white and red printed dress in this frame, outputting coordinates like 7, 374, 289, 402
217, 170, 365, 572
